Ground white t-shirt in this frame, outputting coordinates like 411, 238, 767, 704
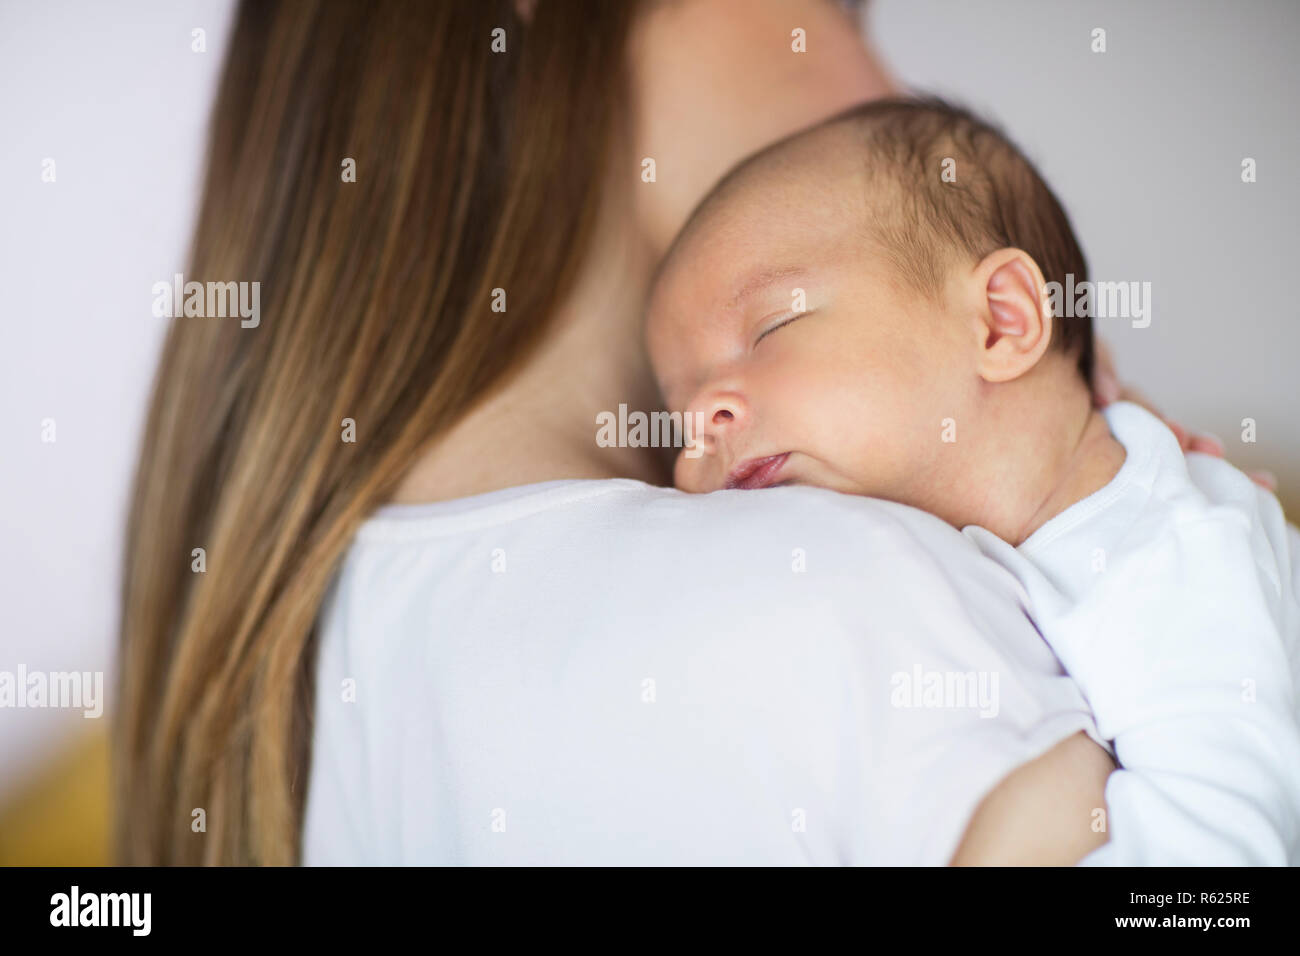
303, 480, 1100, 865
964, 401, 1300, 865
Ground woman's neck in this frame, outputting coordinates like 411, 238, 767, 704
390, 186, 670, 504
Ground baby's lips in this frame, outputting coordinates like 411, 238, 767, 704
725, 452, 790, 490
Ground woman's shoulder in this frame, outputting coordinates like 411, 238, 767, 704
329, 478, 1026, 662
339, 479, 999, 612
307, 478, 1095, 865
354, 477, 965, 557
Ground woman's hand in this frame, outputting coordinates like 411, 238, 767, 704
1091, 340, 1278, 492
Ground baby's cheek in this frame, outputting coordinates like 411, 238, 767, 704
798, 390, 903, 494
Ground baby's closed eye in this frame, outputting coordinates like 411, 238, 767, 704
754, 309, 812, 348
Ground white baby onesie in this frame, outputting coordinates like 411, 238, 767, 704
963, 400, 1300, 865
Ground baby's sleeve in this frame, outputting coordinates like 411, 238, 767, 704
1049, 513, 1300, 865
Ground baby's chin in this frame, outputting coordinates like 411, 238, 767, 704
671, 459, 719, 494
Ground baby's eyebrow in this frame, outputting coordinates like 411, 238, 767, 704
726, 266, 809, 311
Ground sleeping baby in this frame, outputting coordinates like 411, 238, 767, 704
646, 96, 1300, 863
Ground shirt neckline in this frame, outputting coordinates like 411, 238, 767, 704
358, 477, 661, 541
1013, 401, 1160, 556
959, 401, 1162, 556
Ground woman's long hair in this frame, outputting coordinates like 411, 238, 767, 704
117, 0, 635, 864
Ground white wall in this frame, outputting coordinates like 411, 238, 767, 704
0, 0, 233, 800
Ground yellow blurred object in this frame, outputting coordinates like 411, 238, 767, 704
0, 726, 111, 866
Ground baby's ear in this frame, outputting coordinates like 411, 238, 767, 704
971, 248, 1052, 384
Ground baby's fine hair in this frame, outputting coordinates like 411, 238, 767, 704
673, 95, 1095, 384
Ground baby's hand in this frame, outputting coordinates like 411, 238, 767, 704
1092, 339, 1277, 492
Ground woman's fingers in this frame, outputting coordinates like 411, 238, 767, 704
1248, 470, 1279, 492
1091, 339, 1121, 407
1096, 342, 1192, 451
1109, 377, 1209, 458
1093, 339, 1275, 492
1177, 431, 1276, 492
1112, 381, 1191, 448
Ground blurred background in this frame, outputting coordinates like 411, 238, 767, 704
1, 0, 1296, 864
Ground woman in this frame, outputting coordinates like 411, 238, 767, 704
116, 0, 1273, 865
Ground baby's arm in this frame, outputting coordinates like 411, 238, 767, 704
1054, 515, 1300, 864
956, 512, 1300, 864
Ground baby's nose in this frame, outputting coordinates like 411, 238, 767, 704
696, 391, 747, 431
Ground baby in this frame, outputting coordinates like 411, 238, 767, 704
646, 97, 1300, 863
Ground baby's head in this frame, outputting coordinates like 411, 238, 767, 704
647, 97, 1093, 515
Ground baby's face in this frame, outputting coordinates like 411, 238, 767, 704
647, 155, 975, 500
